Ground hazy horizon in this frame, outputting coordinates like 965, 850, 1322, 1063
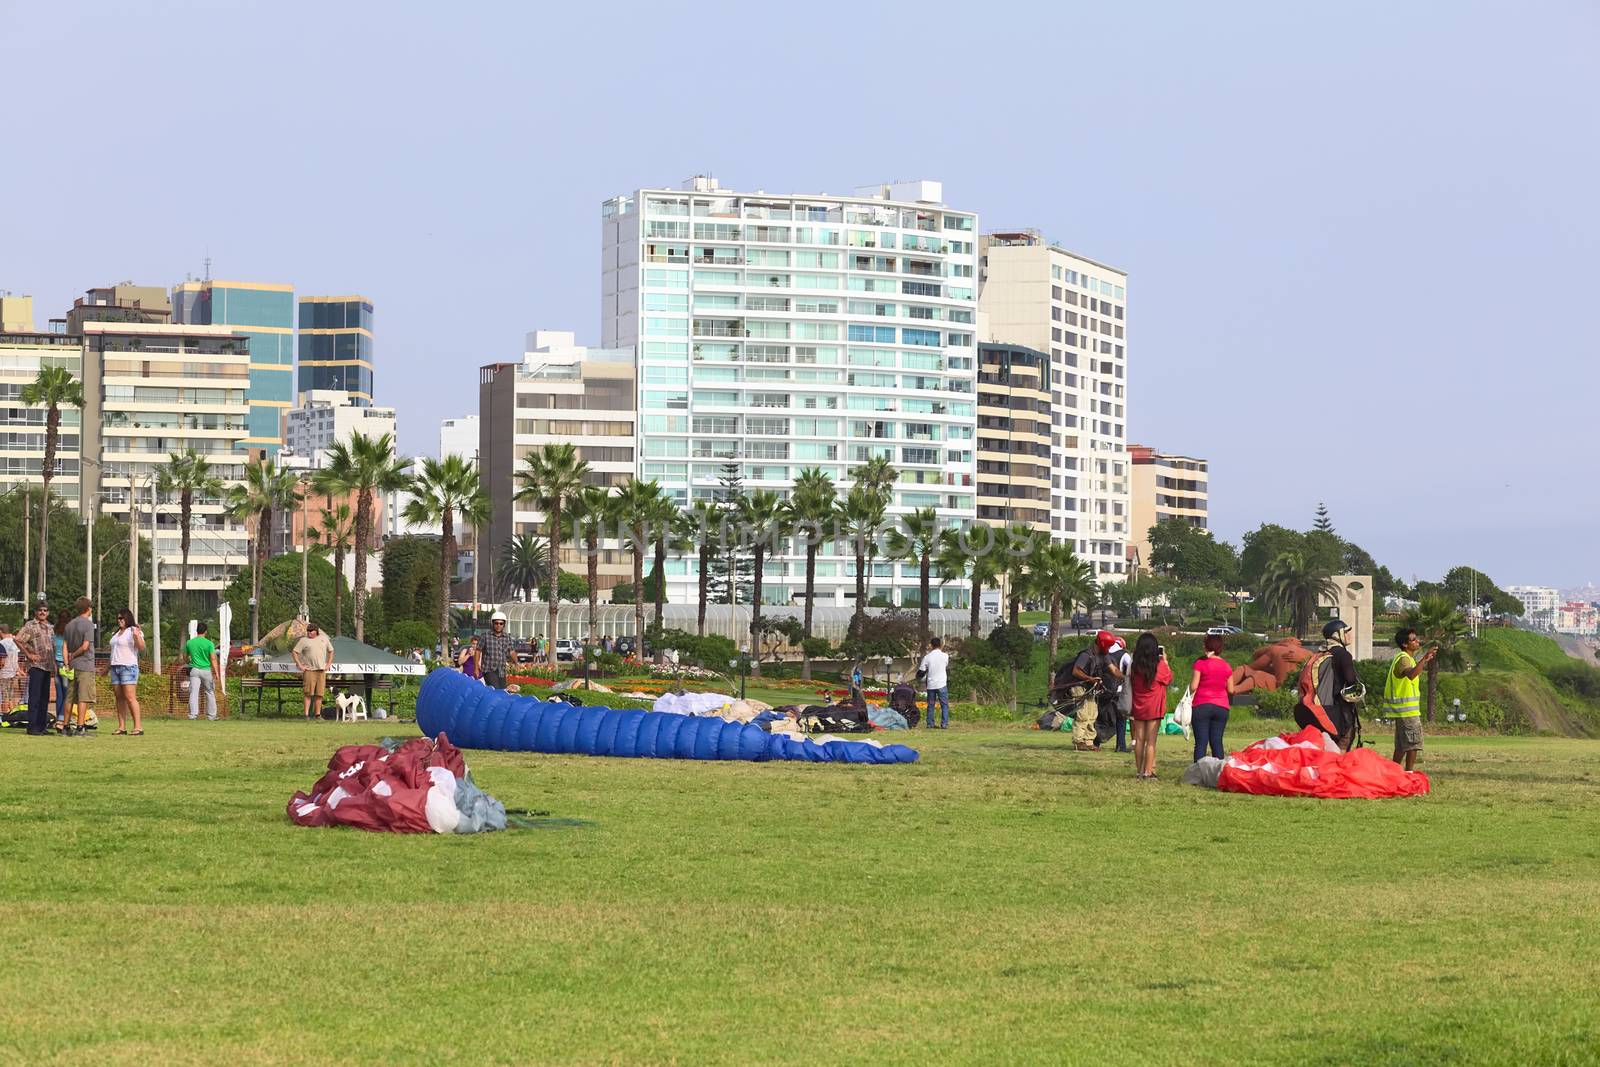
4, 0, 1595, 588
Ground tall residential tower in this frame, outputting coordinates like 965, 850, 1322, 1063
297, 295, 374, 406
601, 177, 980, 610
173, 279, 295, 453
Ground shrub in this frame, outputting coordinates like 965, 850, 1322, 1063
594, 651, 626, 676
384, 619, 438, 652
1253, 686, 1298, 719
948, 661, 1008, 703
1546, 660, 1600, 701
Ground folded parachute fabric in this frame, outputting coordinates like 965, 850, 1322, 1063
287, 734, 507, 833
652, 691, 733, 716
416, 667, 917, 764
1214, 725, 1430, 799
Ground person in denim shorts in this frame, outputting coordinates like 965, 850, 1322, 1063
108, 608, 146, 735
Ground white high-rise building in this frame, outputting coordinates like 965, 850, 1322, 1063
1506, 585, 1560, 629
979, 230, 1130, 579
601, 176, 980, 609
439, 415, 478, 462
284, 389, 397, 461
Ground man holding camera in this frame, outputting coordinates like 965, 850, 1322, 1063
1385, 627, 1437, 770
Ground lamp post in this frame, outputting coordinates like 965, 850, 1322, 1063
96, 542, 126, 624
730, 650, 748, 700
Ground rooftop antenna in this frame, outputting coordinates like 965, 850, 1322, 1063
204, 255, 212, 281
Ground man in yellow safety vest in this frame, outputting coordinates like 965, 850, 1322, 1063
1385, 626, 1436, 770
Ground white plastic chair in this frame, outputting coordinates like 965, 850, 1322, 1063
334, 691, 368, 722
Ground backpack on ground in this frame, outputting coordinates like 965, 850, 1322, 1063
1036, 708, 1068, 731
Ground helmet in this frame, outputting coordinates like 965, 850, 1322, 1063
1322, 619, 1351, 639
490, 611, 507, 623
1095, 630, 1117, 651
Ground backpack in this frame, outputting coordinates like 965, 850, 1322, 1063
1037, 708, 1068, 731
1297, 652, 1339, 735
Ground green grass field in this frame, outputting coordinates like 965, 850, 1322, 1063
4, 718, 1599, 1066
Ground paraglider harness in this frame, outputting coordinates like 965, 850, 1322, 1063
1297, 651, 1365, 751
1047, 662, 1100, 722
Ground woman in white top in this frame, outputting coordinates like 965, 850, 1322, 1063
0, 624, 17, 713
108, 608, 146, 736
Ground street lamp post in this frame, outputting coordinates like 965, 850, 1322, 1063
96, 542, 126, 624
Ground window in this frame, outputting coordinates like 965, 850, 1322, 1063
644, 317, 688, 337
848, 325, 896, 343
645, 293, 689, 312
902, 328, 940, 347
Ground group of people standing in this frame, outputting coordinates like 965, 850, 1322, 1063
4, 599, 148, 736
1057, 629, 1238, 780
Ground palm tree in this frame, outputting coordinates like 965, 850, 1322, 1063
225, 457, 303, 646
1000, 525, 1041, 627
688, 499, 722, 637
736, 489, 789, 676
307, 501, 354, 636
613, 477, 664, 658
513, 443, 590, 668
937, 526, 1004, 639
315, 432, 412, 642
404, 454, 491, 653
498, 533, 550, 603
1260, 550, 1338, 639
851, 454, 897, 504
786, 468, 837, 678
156, 448, 224, 616
1032, 542, 1098, 664
840, 485, 886, 635
20, 365, 84, 602
884, 507, 942, 652
1403, 595, 1471, 721
567, 485, 614, 646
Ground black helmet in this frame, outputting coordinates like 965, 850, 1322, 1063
1322, 619, 1351, 639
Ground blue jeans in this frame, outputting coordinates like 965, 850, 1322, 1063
925, 686, 949, 728
1193, 703, 1229, 761
54, 674, 69, 720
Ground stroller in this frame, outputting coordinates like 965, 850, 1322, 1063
888, 682, 922, 728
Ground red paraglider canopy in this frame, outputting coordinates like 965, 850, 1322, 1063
1217, 725, 1431, 799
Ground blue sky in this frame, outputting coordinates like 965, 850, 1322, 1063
4, 0, 1596, 587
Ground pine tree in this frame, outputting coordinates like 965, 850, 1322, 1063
706, 461, 752, 605
1313, 502, 1335, 533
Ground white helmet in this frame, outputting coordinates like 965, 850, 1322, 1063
490, 611, 507, 623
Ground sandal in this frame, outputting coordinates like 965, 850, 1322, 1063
131, 730, 144, 735
113, 729, 128, 735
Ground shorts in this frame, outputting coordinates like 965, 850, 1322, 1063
302, 669, 327, 698
111, 664, 140, 686
68, 671, 96, 705
484, 670, 507, 691
1393, 716, 1423, 753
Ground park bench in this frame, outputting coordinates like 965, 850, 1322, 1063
239, 675, 306, 717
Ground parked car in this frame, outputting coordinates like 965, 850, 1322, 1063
553, 639, 581, 662
1206, 625, 1245, 636
1031, 622, 1052, 639
614, 635, 653, 657
1069, 612, 1093, 631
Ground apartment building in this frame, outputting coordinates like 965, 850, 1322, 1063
1505, 585, 1560, 629
975, 341, 1051, 534
284, 388, 397, 460
173, 279, 295, 454
479, 330, 636, 597
439, 416, 478, 461
979, 230, 1129, 579
0, 296, 83, 501
601, 176, 979, 608
70, 286, 251, 594
298, 295, 374, 406
1128, 444, 1209, 566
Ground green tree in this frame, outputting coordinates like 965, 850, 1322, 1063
609, 581, 635, 605
687, 499, 721, 637
20, 364, 84, 604
1436, 566, 1524, 617
1401, 595, 1471, 721
380, 535, 441, 631
514, 442, 590, 667
568, 485, 614, 645
737, 488, 789, 675
404, 454, 492, 652
1313, 502, 1335, 533
786, 467, 838, 679
226, 456, 303, 646
884, 507, 942, 653
987, 623, 1036, 713
539, 569, 589, 603
1239, 524, 1306, 588
307, 500, 355, 636
936, 524, 1003, 640
223, 552, 352, 645
706, 461, 750, 605
1260, 550, 1337, 638
1031, 542, 1097, 664
315, 431, 412, 642
1147, 517, 1240, 585
156, 448, 225, 617
499, 533, 549, 603
614, 478, 664, 653
999, 524, 1042, 627
839, 485, 886, 635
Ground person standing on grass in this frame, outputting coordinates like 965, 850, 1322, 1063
293, 622, 334, 721
1105, 638, 1133, 753
16, 604, 56, 735
1385, 627, 1435, 771
1065, 635, 1110, 751
185, 622, 221, 721
0, 623, 18, 713
53, 610, 72, 729
1128, 634, 1172, 780
61, 597, 97, 738
479, 612, 518, 691
457, 636, 485, 682
108, 608, 145, 736
919, 636, 951, 730
1189, 633, 1237, 761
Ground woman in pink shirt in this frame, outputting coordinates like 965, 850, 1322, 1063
1189, 634, 1238, 761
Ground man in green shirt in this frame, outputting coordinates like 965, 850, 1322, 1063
185, 622, 221, 721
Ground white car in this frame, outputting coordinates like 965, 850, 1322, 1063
553, 639, 581, 661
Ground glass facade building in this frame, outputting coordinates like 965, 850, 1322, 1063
172, 280, 295, 454
298, 296, 375, 406
601, 178, 979, 609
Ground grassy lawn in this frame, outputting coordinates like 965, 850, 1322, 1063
4, 719, 1599, 1066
